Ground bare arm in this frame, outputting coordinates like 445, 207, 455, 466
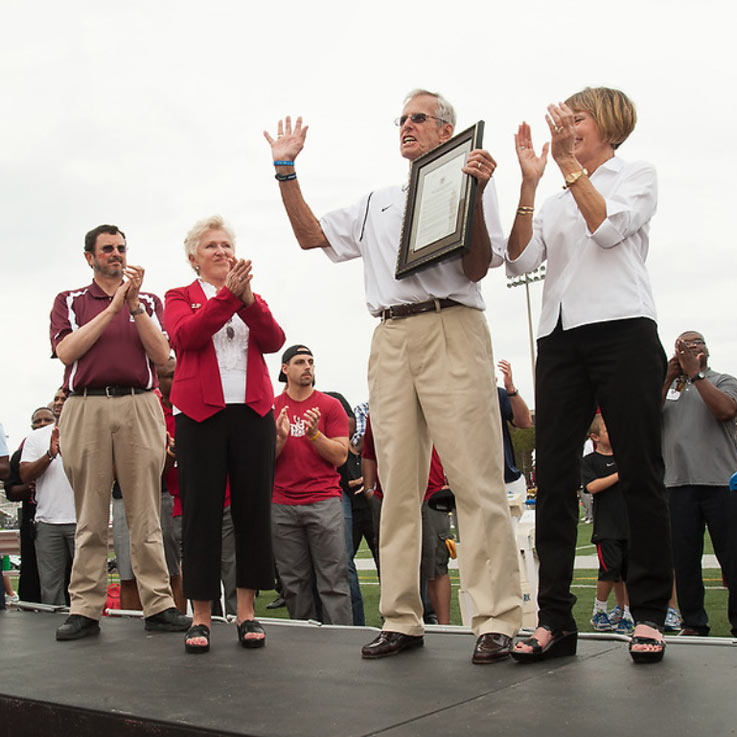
675, 340, 737, 422
264, 116, 330, 250
0, 456, 8, 481
507, 123, 548, 261
55, 282, 130, 365
303, 408, 348, 467
125, 266, 170, 366
498, 360, 532, 428
586, 472, 619, 495
362, 457, 378, 496
20, 428, 59, 483
546, 103, 607, 233
459, 149, 499, 281
275, 407, 290, 459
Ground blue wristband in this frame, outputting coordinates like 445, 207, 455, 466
273, 160, 295, 166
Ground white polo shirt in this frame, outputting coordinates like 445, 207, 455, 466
320, 181, 506, 316
20, 424, 76, 524
506, 157, 658, 338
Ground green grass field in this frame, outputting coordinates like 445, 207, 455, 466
6, 521, 729, 636
253, 520, 732, 636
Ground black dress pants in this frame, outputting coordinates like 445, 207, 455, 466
535, 317, 672, 630
669, 485, 737, 636
176, 405, 276, 600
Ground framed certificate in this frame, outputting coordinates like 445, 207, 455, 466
395, 121, 484, 280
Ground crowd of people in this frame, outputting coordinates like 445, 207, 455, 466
1, 86, 735, 666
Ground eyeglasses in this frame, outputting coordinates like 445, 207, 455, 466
681, 339, 705, 346
394, 113, 448, 127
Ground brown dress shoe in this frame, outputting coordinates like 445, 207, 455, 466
361, 631, 424, 659
472, 632, 513, 664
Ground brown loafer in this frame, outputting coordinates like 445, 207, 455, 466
361, 631, 424, 659
472, 632, 513, 664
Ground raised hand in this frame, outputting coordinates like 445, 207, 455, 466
497, 359, 516, 393
276, 407, 290, 441
303, 407, 321, 439
514, 122, 548, 184
225, 259, 254, 306
110, 279, 132, 314
124, 265, 145, 309
49, 426, 60, 458
263, 116, 308, 163
675, 338, 704, 378
545, 103, 576, 164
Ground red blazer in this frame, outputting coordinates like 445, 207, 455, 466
164, 280, 285, 422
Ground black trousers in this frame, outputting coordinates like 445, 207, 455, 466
535, 318, 672, 630
669, 485, 737, 636
176, 405, 276, 600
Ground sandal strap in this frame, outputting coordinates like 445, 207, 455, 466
238, 619, 265, 636
630, 635, 664, 647
186, 624, 210, 639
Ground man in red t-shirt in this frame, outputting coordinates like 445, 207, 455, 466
273, 345, 351, 625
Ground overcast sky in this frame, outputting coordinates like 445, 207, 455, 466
1, 0, 734, 448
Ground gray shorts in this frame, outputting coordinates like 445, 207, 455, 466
112, 493, 180, 580
421, 501, 451, 580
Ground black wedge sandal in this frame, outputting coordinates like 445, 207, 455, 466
184, 624, 211, 654
510, 625, 578, 663
237, 619, 266, 649
629, 622, 666, 664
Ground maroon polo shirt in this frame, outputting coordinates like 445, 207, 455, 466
50, 281, 165, 392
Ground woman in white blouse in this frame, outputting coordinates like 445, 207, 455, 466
506, 88, 671, 664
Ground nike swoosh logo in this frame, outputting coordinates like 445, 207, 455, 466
381, 205, 392, 212
606, 463, 615, 467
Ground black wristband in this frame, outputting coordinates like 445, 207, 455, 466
46, 450, 56, 461
507, 389, 519, 397
275, 172, 297, 182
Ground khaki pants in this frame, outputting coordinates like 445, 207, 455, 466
59, 391, 174, 619
369, 306, 522, 637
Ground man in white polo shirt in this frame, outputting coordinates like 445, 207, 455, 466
264, 89, 522, 664
20, 391, 76, 606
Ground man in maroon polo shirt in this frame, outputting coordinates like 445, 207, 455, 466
50, 224, 190, 641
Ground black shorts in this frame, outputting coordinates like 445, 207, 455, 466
595, 539, 628, 582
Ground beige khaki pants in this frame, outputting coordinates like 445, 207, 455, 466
369, 306, 522, 637
59, 391, 174, 619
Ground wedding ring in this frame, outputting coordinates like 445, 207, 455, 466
477, 162, 482, 169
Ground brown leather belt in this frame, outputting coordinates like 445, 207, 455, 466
380, 298, 461, 321
70, 386, 151, 398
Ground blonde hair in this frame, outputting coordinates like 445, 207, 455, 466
183, 215, 236, 269
588, 414, 606, 437
564, 87, 636, 150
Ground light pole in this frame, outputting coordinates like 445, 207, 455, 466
506, 266, 546, 390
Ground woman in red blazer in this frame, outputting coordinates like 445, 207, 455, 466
165, 215, 285, 654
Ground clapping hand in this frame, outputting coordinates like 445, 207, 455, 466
514, 122, 548, 184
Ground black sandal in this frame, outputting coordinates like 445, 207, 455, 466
184, 624, 210, 654
629, 621, 666, 664
510, 625, 577, 663
237, 619, 266, 649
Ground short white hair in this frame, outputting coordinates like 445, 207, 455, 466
183, 215, 236, 270
403, 88, 456, 128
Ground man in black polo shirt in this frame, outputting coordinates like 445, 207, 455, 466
50, 224, 190, 640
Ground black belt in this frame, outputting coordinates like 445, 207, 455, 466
380, 298, 461, 321
70, 386, 152, 397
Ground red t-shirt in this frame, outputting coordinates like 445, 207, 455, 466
362, 414, 446, 500
273, 390, 349, 505
50, 281, 164, 392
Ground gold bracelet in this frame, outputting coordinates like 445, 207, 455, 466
516, 206, 534, 216
308, 430, 321, 441
562, 168, 588, 189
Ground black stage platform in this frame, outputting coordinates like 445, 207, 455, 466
1, 610, 735, 737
